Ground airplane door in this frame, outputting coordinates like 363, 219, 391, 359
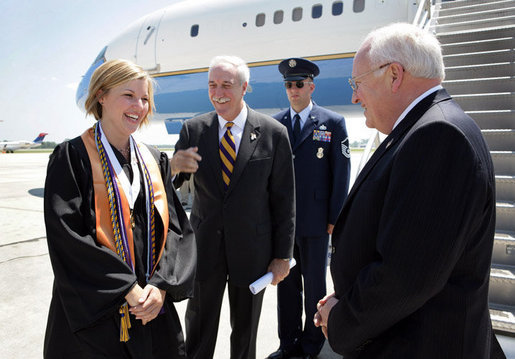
136, 13, 163, 72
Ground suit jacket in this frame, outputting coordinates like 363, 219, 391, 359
328, 89, 497, 358
274, 103, 350, 237
174, 106, 295, 286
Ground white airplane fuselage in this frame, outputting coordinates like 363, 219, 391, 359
0, 133, 48, 152
76, 0, 421, 134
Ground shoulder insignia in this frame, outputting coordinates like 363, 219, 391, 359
341, 137, 351, 158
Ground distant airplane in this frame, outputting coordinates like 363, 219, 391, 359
76, 0, 424, 136
0, 133, 48, 153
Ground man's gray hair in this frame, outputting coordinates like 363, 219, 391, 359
364, 23, 445, 81
209, 55, 250, 85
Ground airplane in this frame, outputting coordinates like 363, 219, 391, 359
76, 0, 429, 140
0, 133, 48, 153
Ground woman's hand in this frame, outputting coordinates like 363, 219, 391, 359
129, 284, 166, 325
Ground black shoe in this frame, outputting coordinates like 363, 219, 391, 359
266, 347, 302, 359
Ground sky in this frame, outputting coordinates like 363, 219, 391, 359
0, 0, 372, 145
0, 0, 179, 144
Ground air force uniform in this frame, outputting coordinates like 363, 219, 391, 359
271, 58, 351, 357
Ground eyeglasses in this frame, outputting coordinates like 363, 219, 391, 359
284, 81, 313, 89
348, 63, 392, 92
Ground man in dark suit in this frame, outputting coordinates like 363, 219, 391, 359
267, 58, 350, 359
314, 23, 505, 358
170, 55, 295, 359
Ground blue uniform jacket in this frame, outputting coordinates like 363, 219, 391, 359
274, 103, 351, 237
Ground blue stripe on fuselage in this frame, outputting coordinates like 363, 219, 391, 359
153, 57, 355, 121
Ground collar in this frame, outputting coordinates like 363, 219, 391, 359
392, 85, 443, 130
290, 101, 313, 122
218, 104, 248, 131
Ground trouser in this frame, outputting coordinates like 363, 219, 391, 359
276, 234, 329, 355
185, 264, 265, 359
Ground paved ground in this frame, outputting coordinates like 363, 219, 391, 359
1, 151, 514, 358
0, 152, 340, 359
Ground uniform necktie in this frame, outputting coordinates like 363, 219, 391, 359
293, 114, 301, 144
220, 122, 236, 189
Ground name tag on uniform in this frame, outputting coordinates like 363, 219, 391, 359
313, 130, 331, 142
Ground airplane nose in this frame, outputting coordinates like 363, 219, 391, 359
76, 47, 107, 111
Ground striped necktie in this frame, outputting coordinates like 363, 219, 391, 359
220, 122, 236, 189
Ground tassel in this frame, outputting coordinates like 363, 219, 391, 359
119, 303, 131, 342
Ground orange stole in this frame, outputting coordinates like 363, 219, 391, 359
81, 127, 169, 275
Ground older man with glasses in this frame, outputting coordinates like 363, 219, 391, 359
267, 57, 351, 359
314, 23, 504, 359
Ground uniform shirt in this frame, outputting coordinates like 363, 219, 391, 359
289, 101, 314, 131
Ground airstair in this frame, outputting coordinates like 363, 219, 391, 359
434, 0, 515, 335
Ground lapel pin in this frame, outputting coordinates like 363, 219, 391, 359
316, 147, 324, 159
250, 132, 257, 141
319, 124, 327, 130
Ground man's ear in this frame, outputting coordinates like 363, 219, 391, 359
390, 63, 404, 93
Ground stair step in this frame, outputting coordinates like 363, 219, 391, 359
435, 15, 515, 33
491, 151, 515, 176
489, 304, 515, 334
482, 129, 515, 151
492, 230, 515, 266
438, 26, 515, 44
438, 6, 515, 24
442, 37, 515, 55
469, 110, 515, 130
452, 93, 515, 112
440, 0, 515, 16
496, 176, 515, 203
445, 62, 515, 80
497, 202, 515, 232
489, 265, 515, 307
444, 49, 514, 67
444, 77, 515, 95
441, 0, 515, 10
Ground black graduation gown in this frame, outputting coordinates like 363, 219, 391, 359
43, 136, 196, 359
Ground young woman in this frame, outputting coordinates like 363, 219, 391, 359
43, 59, 196, 358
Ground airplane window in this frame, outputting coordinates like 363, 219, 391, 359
312, 4, 323, 19
190, 24, 199, 37
256, 13, 265, 27
292, 7, 303, 22
332, 1, 343, 15
353, 0, 365, 12
274, 10, 284, 24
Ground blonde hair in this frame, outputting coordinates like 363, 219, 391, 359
85, 59, 155, 125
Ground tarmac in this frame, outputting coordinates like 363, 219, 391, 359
1, 151, 514, 358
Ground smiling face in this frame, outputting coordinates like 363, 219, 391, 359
99, 78, 149, 142
208, 63, 247, 121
